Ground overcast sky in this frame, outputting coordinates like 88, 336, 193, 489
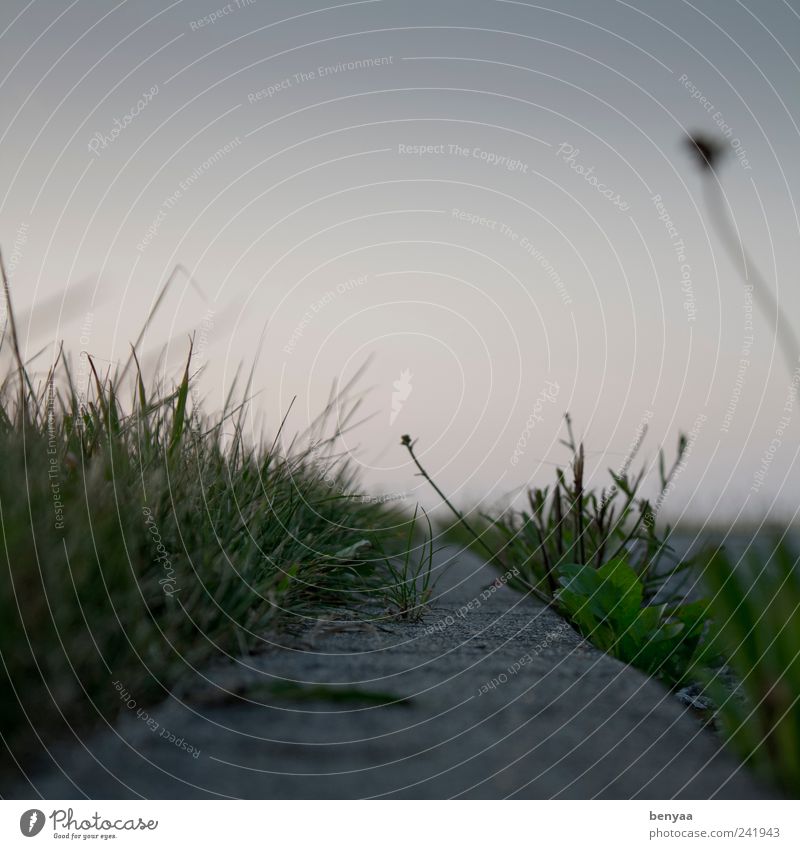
2, 0, 800, 522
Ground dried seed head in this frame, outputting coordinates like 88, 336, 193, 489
685, 132, 725, 172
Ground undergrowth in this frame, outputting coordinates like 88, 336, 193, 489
407, 416, 709, 688
0, 260, 419, 783
405, 416, 800, 797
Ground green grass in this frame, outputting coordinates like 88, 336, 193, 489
376, 505, 440, 621
0, 279, 420, 780
700, 542, 800, 797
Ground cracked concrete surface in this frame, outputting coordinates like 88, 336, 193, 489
10, 546, 768, 799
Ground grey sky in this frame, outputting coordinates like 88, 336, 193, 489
2, 0, 800, 520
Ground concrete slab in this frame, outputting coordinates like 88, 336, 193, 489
9, 547, 769, 799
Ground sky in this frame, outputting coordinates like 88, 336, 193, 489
2, 0, 800, 523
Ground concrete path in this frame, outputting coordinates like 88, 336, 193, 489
13, 546, 768, 799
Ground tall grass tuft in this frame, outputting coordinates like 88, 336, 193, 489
0, 259, 411, 783
377, 505, 440, 621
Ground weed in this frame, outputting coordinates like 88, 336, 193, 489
555, 557, 709, 686
377, 505, 440, 621
403, 416, 710, 686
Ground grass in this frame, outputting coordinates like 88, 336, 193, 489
376, 505, 440, 621
0, 261, 421, 784
700, 541, 800, 797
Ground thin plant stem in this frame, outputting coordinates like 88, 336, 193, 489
703, 177, 799, 377
400, 434, 555, 608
